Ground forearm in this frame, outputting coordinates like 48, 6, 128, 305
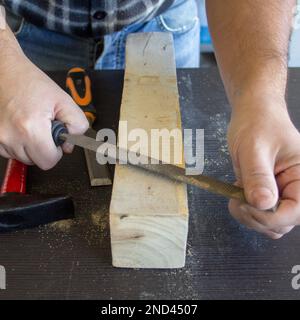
206, 0, 295, 110
0, 6, 23, 63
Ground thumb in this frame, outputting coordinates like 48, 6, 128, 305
55, 97, 89, 153
239, 147, 278, 210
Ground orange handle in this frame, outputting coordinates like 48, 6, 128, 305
66, 67, 96, 125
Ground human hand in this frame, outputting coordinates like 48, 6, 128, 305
228, 99, 300, 239
0, 50, 88, 170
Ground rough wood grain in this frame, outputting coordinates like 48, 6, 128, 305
85, 148, 112, 186
109, 32, 189, 268
84, 129, 112, 186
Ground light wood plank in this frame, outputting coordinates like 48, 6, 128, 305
109, 32, 189, 268
84, 129, 112, 186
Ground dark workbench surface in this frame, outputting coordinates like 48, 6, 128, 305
0, 68, 300, 300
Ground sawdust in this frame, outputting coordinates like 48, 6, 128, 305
203, 113, 230, 174
186, 242, 194, 257
91, 210, 108, 233
73, 203, 110, 247
210, 113, 228, 147
37, 201, 111, 250
178, 74, 193, 105
49, 219, 74, 232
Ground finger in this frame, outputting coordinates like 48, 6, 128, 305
22, 147, 34, 165
55, 98, 89, 135
55, 98, 88, 154
232, 163, 242, 185
270, 225, 294, 236
240, 199, 300, 231
229, 199, 272, 233
229, 199, 292, 239
0, 143, 33, 165
239, 144, 278, 210
14, 147, 34, 165
61, 142, 74, 154
276, 164, 300, 193
25, 121, 63, 170
264, 231, 284, 240
0, 145, 11, 159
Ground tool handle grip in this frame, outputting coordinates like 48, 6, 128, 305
66, 67, 97, 125
52, 120, 68, 147
0, 159, 27, 194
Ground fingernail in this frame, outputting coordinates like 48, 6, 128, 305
250, 187, 275, 209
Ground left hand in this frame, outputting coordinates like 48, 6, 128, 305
227, 98, 300, 239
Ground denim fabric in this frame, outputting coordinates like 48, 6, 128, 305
15, 0, 200, 71
96, 0, 200, 69
16, 21, 95, 70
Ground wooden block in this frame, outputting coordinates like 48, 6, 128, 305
84, 129, 112, 186
109, 32, 189, 269
84, 148, 112, 186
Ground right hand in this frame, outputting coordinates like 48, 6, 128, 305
0, 51, 89, 170
227, 99, 300, 239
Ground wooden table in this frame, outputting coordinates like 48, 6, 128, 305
0, 68, 299, 300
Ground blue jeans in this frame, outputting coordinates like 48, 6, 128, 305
15, 0, 199, 70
